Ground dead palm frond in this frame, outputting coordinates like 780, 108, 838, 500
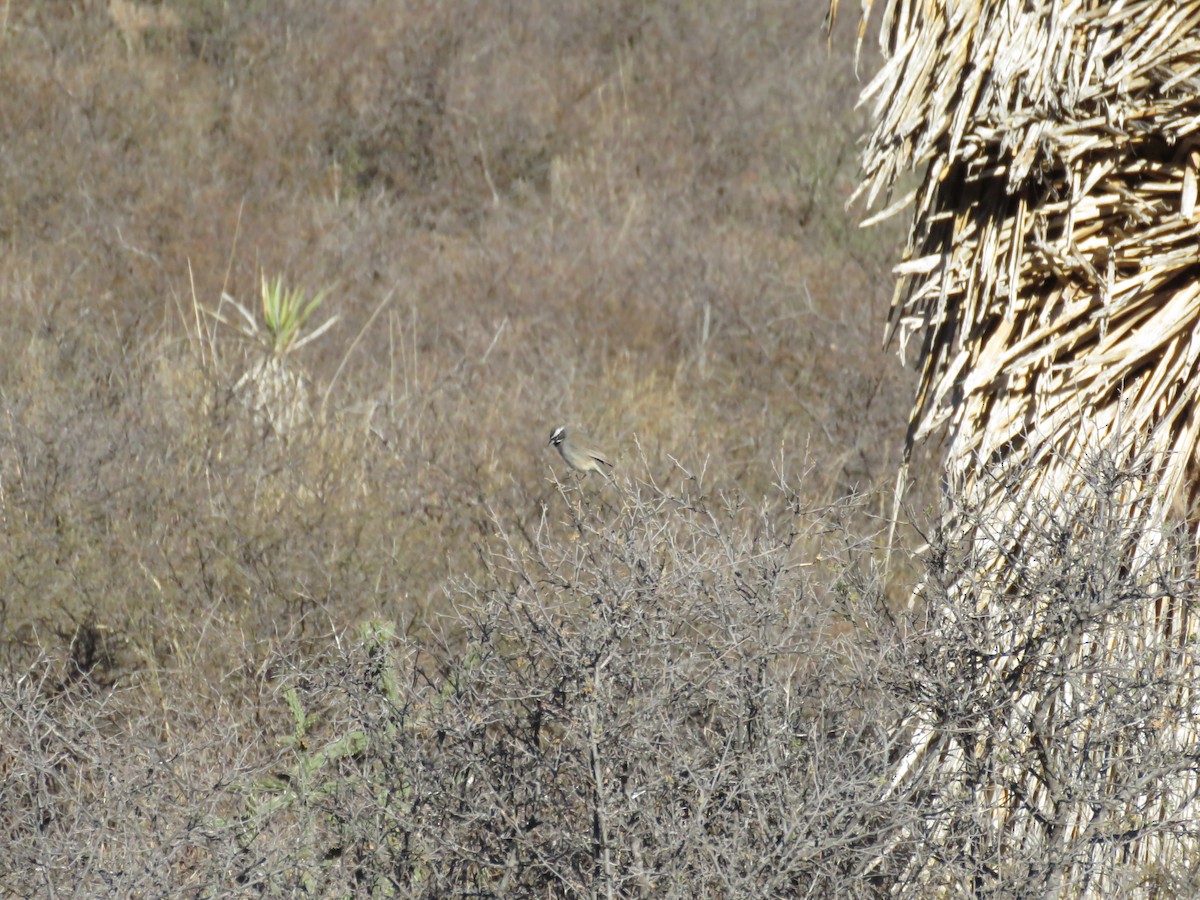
833, 0, 1200, 892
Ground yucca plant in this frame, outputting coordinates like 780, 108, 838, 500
207, 273, 337, 437
257, 274, 334, 358
830, 0, 1200, 893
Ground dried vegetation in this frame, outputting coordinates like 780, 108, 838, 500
831, 0, 1200, 892
0, 1, 926, 894
11, 0, 1197, 893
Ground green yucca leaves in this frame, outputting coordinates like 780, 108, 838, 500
259, 273, 335, 357
206, 272, 337, 360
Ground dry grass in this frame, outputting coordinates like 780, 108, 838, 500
0, 0, 911, 633
0, 1, 937, 894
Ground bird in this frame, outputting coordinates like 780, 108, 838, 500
547, 426, 614, 476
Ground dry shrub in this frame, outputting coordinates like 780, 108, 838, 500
201, 473, 910, 897
0, 472, 910, 897
1, 431, 1192, 896
856, 447, 1200, 897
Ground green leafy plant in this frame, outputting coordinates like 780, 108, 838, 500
208, 273, 337, 361
222, 622, 396, 881
258, 273, 335, 358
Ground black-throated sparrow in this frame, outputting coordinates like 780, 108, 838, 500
548, 426, 613, 476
